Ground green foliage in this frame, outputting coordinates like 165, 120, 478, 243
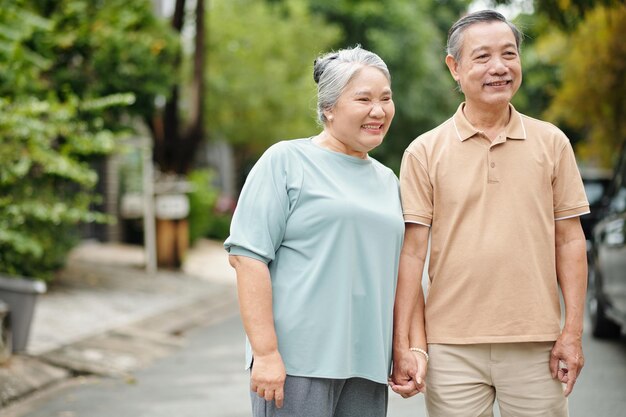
0, 95, 132, 281
0, 1, 52, 95
187, 169, 231, 243
206, 0, 342, 156
28, 0, 180, 122
490, 0, 623, 30
543, 3, 626, 168
0, 1, 156, 280
187, 169, 219, 243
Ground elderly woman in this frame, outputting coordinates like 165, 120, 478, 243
224, 45, 404, 417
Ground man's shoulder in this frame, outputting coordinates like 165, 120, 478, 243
517, 112, 568, 141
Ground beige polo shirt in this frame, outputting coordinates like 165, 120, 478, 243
401, 103, 589, 344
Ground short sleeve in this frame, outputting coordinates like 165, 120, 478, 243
553, 139, 590, 220
400, 147, 433, 226
224, 142, 302, 263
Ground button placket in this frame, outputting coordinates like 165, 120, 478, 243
488, 145, 499, 183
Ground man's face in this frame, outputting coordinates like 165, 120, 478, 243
446, 21, 522, 108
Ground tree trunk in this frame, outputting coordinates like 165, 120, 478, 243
152, 0, 206, 175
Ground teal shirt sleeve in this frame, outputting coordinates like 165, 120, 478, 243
224, 142, 303, 264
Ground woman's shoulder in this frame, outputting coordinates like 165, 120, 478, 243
262, 138, 310, 159
368, 156, 399, 181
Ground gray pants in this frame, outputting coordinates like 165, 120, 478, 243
250, 375, 388, 417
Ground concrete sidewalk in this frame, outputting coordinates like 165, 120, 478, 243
0, 239, 238, 409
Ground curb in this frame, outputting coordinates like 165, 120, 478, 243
0, 262, 238, 410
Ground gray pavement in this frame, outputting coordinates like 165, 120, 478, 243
1, 239, 624, 416
0, 239, 238, 410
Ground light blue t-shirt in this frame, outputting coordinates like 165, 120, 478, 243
224, 138, 404, 384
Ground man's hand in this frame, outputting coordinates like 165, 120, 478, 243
250, 350, 287, 408
549, 331, 584, 397
389, 349, 427, 398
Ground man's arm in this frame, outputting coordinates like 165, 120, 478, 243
550, 216, 587, 397
390, 223, 430, 397
229, 255, 285, 408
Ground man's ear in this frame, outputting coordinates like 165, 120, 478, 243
445, 54, 460, 82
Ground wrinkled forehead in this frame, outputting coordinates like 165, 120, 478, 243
460, 21, 518, 54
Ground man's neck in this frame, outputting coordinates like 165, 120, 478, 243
462, 102, 511, 141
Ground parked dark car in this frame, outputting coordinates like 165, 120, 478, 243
587, 152, 626, 338
580, 169, 612, 242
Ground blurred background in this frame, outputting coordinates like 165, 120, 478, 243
1, 0, 624, 278
0, 1, 625, 416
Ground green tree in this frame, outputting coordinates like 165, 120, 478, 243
0, 2, 135, 280
544, 4, 626, 167
206, 0, 342, 177
27, 0, 180, 126
491, 0, 623, 30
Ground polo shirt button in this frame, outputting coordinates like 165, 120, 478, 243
490, 162, 495, 168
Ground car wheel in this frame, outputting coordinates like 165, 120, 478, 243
588, 266, 622, 339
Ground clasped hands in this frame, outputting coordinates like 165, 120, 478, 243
389, 349, 428, 398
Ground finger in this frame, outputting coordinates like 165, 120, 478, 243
275, 388, 284, 409
392, 383, 419, 397
257, 388, 266, 398
264, 388, 275, 402
564, 375, 576, 397
549, 354, 559, 378
414, 377, 426, 392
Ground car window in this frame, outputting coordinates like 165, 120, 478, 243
584, 182, 606, 205
610, 188, 626, 213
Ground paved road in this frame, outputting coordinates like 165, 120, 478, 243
3, 313, 625, 417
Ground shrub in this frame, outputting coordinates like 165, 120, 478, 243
187, 169, 233, 243
0, 95, 133, 281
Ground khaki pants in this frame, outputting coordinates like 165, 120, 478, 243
425, 342, 568, 417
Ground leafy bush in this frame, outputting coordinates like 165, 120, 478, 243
0, 95, 133, 281
187, 169, 232, 243
0, 2, 167, 281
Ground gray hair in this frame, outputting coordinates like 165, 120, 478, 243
447, 10, 523, 62
313, 45, 391, 125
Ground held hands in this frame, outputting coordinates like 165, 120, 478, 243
389, 349, 427, 398
250, 350, 287, 408
549, 331, 584, 397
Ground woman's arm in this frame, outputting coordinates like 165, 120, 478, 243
390, 223, 429, 397
230, 255, 286, 408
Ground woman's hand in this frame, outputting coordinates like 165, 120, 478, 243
250, 350, 287, 408
389, 349, 427, 398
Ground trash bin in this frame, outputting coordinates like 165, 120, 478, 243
0, 276, 46, 353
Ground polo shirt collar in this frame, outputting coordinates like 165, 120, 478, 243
452, 103, 527, 142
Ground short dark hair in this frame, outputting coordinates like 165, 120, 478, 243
447, 10, 523, 62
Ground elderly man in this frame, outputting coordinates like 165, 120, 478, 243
390, 9, 589, 417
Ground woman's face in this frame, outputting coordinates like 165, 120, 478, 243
323, 66, 395, 158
